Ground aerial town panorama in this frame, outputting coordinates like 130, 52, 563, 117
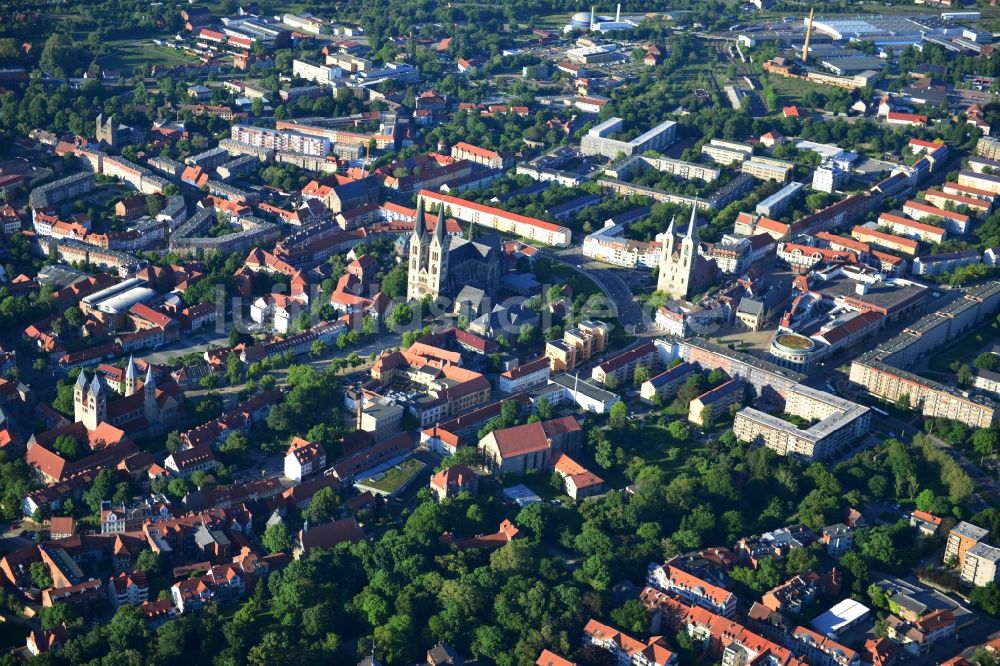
7, 0, 1000, 664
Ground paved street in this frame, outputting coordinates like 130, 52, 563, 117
143, 328, 231, 366
548, 248, 649, 331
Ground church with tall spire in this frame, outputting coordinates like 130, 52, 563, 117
73, 356, 180, 434
406, 196, 501, 302
656, 204, 717, 300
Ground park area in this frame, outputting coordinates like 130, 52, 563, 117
98, 40, 198, 71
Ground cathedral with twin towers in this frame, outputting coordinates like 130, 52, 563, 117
74, 356, 179, 433
406, 197, 501, 303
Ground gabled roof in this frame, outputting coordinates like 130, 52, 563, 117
299, 517, 366, 551
430, 463, 477, 491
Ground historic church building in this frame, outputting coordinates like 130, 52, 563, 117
74, 357, 180, 434
406, 198, 501, 302
656, 205, 717, 301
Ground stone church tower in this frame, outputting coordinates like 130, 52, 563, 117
407, 198, 450, 301
124, 356, 138, 397
144, 365, 158, 424
656, 204, 700, 301
74, 373, 107, 431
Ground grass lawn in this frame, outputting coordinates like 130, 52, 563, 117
519, 470, 571, 502
549, 262, 602, 298
533, 12, 576, 29
764, 75, 835, 107
927, 318, 1000, 374
603, 320, 636, 350
98, 41, 197, 71
360, 459, 426, 495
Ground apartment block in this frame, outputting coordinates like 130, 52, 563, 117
592, 342, 659, 387
945, 521, 989, 566
733, 384, 870, 462
580, 117, 677, 159
701, 139, 754, 166
544, 321, 610, 372
419, 189, 571, 247
230, 124, 330, 157
643, 157, 719, 182
961, 542, 1000, 586
902, 199, 970, 235
29, 172, 96, 209
813, 159, 849, 193
640, 361, 697, 404
688, 379, 745, 426
976, 135, 1000, 161
877, 212, 946, 244
742, 157, 794, 182
450, 142, 512, 170
851, 225, 919, 256
958, 170, 1000, 196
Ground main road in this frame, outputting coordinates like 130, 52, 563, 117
546, 247, 649, 332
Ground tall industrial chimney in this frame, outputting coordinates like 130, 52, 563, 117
616, 3, 621, 22
590, 6, 595, 30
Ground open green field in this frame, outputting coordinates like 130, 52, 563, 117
764, 74, 836, 107
98, 41, 198, 71
359, 458, 425, 495
533, 12, 575, 29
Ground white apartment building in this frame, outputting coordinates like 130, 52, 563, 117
581, 117, 677, 159
813, 159, 849, 193
701, 139, 754, 166
961, 542, 1000, 586
419, 190, 572, 247
230, 124, 331, 157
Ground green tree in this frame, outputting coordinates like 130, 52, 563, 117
108, 605, 150, 652
971, 583, 1000, 616
668, 421, 689, 442
973, 429, 999, 464
263, 522, 293, 553
219, 432, 249, 458
610, 599, 649, 635
609, 401, 627, 429
701, 405, 715, 431
975, 353, 999, 372
52, 434, 82, 460
39, 603, 77, 630
786, 546, 819, 574
381, 265, 408, 299
134, 550, 161, 575
536, 396, 554, 421
303, 487, 339, 524
633, 364, 651, 388
227, 353, 244, 385
30, 561, 52, 589
518, 323, 535, 345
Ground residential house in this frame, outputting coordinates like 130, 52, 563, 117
429, 464, 479, 501
283, 436, 326, 483
646, 560, 738, 617
581, 619, 677, 666
886, 610, 955, 655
